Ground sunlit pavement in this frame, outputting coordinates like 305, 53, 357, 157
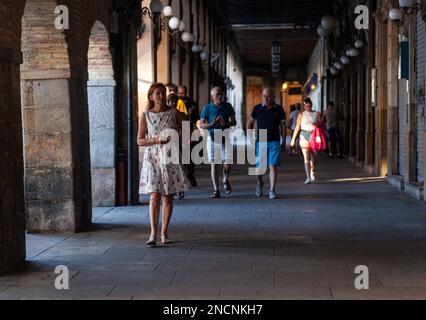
1, 154, 426, 300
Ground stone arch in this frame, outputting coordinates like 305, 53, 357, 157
87, 20, 117, 206
20, 0, 90, 232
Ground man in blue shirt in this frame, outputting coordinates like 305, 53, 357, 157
248, 88, 286, 200
200, 87, 237, 199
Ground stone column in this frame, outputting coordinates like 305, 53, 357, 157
88, 80, 117, 207
22, 70, 76, 232
423, 11, 426, 200
365, 15, 375, 171
69, 69, 93, 230
349, 70, 358, 159
342, 75, 351, 156
356, 65, 366, 163
405, 13, 418, 183
375, 9, 389, 176
21, 68, 92, 233
0, 47, 26, 274
387, 14, 400, 177
157, 23, 170, 84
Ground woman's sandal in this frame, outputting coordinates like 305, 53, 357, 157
210, 191, 221, 199
146, 234, 157, 246
223, 181, 232, 195
161, 235, 173, 245
178, 192, 185, 200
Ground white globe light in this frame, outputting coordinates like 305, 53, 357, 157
349, 48, 360, 57
354, 40, 364, 48
181, 32, 195, 43
330, 67, 338, 75
346, 49, 352, 57
162, 5, 173, 17
317, 25, 331, 37
399, 0, 415, 8
200, 51, 209, 61
321, 15, 337, 30
341, 55, 351, 65
168, 17, 180, 30
179, 20, 186, 32
334, 62, 344, 70
389, 8, 402, 21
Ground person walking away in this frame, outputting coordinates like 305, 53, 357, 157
138, 83, 188, 246
178, 84, 199, 187
166, 83, 187, 115
200, 87, 237, 198
248, 88, 286, 200
290, 98, 322, 184
322, 101, 343, 159
166, 93, 188, 200
288, 104, 301, 156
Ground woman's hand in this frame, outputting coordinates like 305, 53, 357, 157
211, 117, 221, 127
290, 139, 295, 148
219, 116, 226, 127
157, 136, 172, 145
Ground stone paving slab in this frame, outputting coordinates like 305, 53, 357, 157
111, 284, 221, 300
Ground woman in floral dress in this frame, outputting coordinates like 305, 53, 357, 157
138, 83, 188, 246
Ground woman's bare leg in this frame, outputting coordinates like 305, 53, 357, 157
302, 148, 311, 180
161, 195, 174, 238
211, 164, 220, 191
310, 151, 317, 177
149, 193, 161, 239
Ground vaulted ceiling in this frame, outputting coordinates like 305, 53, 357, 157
214, 0, 336, 71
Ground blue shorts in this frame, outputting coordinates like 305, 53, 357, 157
256, 141, 282, 168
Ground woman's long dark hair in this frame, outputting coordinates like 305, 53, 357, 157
147, 83, 167, 110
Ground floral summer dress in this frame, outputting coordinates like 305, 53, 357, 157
139, 109, 188, 195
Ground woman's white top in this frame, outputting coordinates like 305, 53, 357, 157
301, 111, 317, 132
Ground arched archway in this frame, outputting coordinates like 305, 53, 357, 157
20, 0, 89, 232
87, 20, 117, 207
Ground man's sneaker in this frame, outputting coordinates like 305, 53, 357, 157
269, 191, 277, 200
256, 183, 264, 197
210, 191, 221, 199
305, 178, 312, 185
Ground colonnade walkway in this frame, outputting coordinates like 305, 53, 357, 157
1, 155, 426, 299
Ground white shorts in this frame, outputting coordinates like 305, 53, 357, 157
207, 137, 233, 164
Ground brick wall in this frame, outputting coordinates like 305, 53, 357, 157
88, 21, 114, 80
21, 0, 70, 74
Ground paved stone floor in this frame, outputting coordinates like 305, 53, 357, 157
1, 154, 426, 300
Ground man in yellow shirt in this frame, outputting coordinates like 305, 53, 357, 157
166, 83, 187, 115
